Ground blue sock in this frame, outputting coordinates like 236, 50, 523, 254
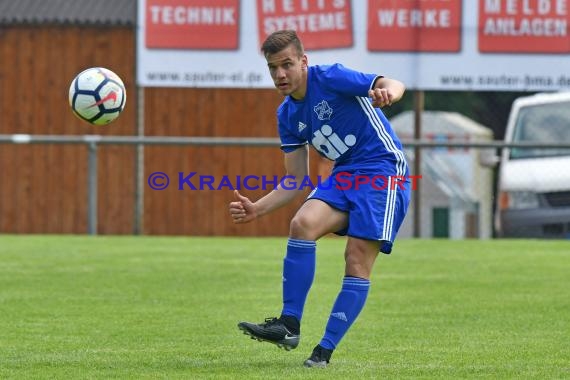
319, 276, 370, 350
280, 238, 316, 325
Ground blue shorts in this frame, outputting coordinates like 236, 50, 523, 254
307, 170, 411, 254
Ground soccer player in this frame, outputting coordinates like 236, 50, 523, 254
228, 30, 410, 368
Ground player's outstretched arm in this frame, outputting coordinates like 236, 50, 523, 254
228, 146, 309, 224
368, 77, 406, 108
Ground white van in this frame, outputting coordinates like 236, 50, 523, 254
495, 92, 570, 238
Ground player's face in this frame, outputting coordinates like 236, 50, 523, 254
266, 45, 308, 99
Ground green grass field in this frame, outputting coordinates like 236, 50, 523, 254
0, 236, 568, 379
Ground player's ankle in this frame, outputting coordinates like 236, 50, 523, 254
279, 314, 300, 335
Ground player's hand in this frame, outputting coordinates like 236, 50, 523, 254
368, 88, 394, 108
229, 190, 257, 224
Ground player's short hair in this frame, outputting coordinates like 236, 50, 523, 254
261, 30, 304, 58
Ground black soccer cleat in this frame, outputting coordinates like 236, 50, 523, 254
303, 344, 333, 368
238, 317, 300, 351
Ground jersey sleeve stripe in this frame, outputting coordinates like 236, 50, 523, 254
281, 142, 308, 148
356, 96, 407, 241
369, 75, 384, 91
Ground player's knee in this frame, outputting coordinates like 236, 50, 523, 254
289, 214, 316, 240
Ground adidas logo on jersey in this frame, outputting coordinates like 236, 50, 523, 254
311, 125, 356, 160
298, 121, 307, 132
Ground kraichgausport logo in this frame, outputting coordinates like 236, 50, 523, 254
147, 171, 421, 191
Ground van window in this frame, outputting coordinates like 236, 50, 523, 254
510, 101, 570, 159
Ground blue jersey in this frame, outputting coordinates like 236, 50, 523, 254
277, 64, 408, 177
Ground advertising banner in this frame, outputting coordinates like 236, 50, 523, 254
137, 0, 570, 91
145, 0, 240, 49
256, 0, 353, 50
367, 0, 462, 52
478, 0, 570, 53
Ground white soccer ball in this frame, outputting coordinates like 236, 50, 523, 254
68, 67, 126, 125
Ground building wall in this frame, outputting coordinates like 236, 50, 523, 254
0, 26, 326, 235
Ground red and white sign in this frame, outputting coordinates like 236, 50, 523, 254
367, 0, 462, 52
256, 0, 353, 50
138, 1, 570, 91
145, 0, 240, 49
479, 0, 570, 53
